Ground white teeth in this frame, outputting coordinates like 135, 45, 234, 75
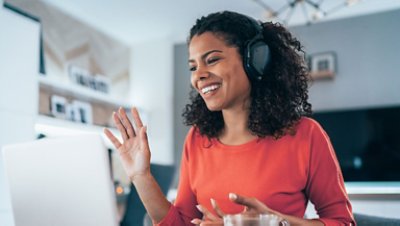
201, 84, 221, 94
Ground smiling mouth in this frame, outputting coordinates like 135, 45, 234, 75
201, 84, 221, 94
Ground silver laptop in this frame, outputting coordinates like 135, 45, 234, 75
2, 134, 119, 226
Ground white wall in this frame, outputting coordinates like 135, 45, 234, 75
290, 9, 400, 112
129, 38, 174, 165
0, 6, 40, 226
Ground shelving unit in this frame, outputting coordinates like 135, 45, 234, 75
36, 74, 129, 149
38, 75, 129, 107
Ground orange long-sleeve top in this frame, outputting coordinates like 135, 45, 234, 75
156, 117, 355, 226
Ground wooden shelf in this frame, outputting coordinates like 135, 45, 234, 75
38, 75, 130, 108
35, 114, 121, 149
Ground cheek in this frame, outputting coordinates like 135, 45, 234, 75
190, 75, 197, 89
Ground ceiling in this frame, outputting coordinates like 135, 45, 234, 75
40, 0, 400, 45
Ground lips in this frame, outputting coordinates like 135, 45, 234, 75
201, 84, 221, 94
198, 82, 222, 95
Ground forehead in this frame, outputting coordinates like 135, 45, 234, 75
188, 32, 232, 57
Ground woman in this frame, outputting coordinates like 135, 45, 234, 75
104, 11, 355, 226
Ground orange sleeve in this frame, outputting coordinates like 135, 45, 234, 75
156, 128, 201, 226
305, 122, 356, 225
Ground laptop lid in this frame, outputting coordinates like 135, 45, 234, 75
2, 134, 118, 226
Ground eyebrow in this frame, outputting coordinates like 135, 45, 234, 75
188, 50, 223, 63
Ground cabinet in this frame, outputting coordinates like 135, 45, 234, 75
0, 6, 40, 226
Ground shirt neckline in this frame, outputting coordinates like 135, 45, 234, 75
210, 136, 264, 152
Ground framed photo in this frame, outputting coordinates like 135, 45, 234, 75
68, 65, 110, 94
71, 100, 93, 124
95, 75, 110, 94
65, 103, 79, 122
50, 95, 67, 119
68, 65, 91, 87
309, 52, 336, 80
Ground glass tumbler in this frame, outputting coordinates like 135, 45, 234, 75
223, 213, 290, 226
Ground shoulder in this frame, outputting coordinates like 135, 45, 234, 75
295, 117, 326, 136
182, 126, 207, 158
184, 126, 203, 144
295, 117, 334, 154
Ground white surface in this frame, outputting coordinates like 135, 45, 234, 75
350, 199, 400, 219
306, 182, 400, 219
2, 134, 119, 226
0, 6, 40, 226
129, 38, 174, 165
35, 114, 120, 149
346, 182, 400, 195
0, 7, 39, 114
306, 198, 400, 219
41, 0, 400, 44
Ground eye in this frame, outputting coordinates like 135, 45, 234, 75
206, 57, 220, 65
189, 65, 197, 72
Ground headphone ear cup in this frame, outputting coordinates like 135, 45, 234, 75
244, 37, 271, 81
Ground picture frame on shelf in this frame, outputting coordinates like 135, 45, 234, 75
68, 65, 111, 94
94, 75, 110, 94
68, 64, 82, 85
65, 103, 78, 122
72, 100, 93, 124
309, 52, 336, 80
50, 95, 67, 119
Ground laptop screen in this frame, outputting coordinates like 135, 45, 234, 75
2, 134, 119, 226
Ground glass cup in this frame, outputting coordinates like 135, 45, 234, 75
223, 213, 290, 226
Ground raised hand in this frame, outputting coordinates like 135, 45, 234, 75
104, 107, 151, 182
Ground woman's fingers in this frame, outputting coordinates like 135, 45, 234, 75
196, 205, 220, 221
229, 193, 256, 207
103, 128, 121, 149
119, 107, 136, 138
139, 126, 149, 151
229, 193, 271, 214
131, 107, 144, 129
191, 218, 202, 225
200, 222, 223, 226
229, 193, 259, 209
113, 112, 129, 141
210, 199, 225, 218
191, 218, 223, 226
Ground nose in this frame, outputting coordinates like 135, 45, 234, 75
192, 65, 210, 81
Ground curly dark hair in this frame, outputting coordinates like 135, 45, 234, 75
183, 11, 312, 139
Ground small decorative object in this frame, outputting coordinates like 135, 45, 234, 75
68, 65, 111, 94
71, 100, 93, 124
309, 52, 336, 80
68, 65, 87, 85
65, 103, 78, 122
94, 75, 111, 94
50, 95, 67, 119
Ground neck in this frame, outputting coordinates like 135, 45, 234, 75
219, 106, 257, 145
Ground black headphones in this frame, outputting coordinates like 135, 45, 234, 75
243, 17, 271, 81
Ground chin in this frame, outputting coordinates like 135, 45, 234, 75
205, 103, 223, 112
